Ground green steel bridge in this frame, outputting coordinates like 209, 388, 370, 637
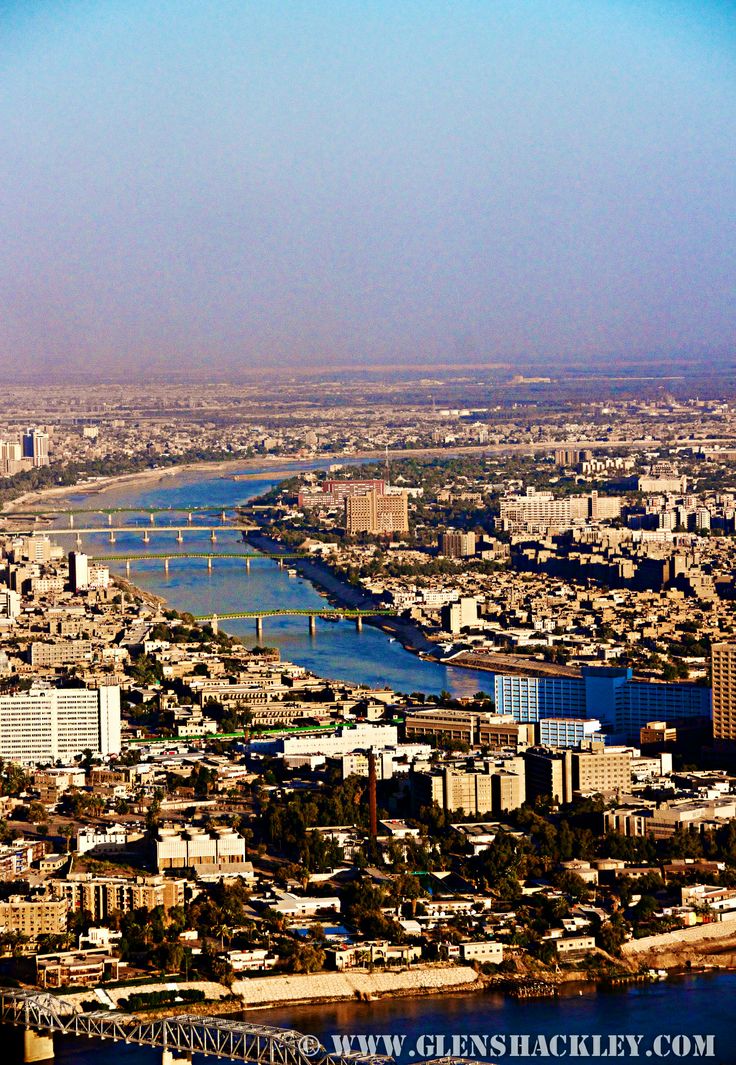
198, 608, 394, 620
89, 551, 305, 574
197, 606, 396, 635
90, 552, 304, 562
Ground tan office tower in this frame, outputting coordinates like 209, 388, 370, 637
346, 490, 408, 535
712, 644, 736, 744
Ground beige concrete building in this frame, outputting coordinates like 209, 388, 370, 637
524, 748, 573, 804
712, 643, 736, 744
572, 746, 632, 796
54, 874, 185, 920
415, 763, 525, 816
404, 708, 527, 748
155, 827, 248, 874
346, 490, 409, 535
0, 896, 68, 939
30, 640, 93, 668
440, 531, 476, 558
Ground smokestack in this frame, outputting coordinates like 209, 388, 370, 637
368, 749, 378, 839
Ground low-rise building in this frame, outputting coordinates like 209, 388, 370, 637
36, 949, 121, 987
155, 827, 248, 874
460, 941, 504, 964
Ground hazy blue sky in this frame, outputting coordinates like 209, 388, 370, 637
1, 1, 734, 377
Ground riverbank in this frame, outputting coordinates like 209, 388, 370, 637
448, 650, 581, 678
243, 530, 446, 667
55, 965, 483, 1015
1, 456, 309, 516
233, 965, 482, 1011
622, 917, 736, 972
113, 575, 169, 611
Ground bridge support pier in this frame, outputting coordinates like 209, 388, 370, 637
149, 513, 155, 524
69, 515, 74, 528
245, 557, 251, 573
125, 560, 130, 575
107, 513, 112, 525
187, 512, 193, 524
220, 510, 227, 522
255, 616, 263, 640
75, 534, 82, 547
176, 530, 184, 543
355, 616, 363, 632
23, 1029, 54, 1063
161, 1050, 192, 1065
210, 529, 217, 543
164, 558, 169, 573
109, 532, 116, 544
207, 557, 212, 572
211, 614, 218, 635
142, 531, 150, 544
309, 615, 316, 636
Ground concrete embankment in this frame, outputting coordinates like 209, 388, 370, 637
622, 914, 736, 969
59, 979, 231, 1011
57, 966, 482, 1014
232, 965, 482, 1008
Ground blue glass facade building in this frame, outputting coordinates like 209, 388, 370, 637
494, 667, 711, 741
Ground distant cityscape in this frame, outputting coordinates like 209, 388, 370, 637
3, 374, 736, 1036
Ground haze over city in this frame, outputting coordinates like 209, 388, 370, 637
1, 1, 735, 378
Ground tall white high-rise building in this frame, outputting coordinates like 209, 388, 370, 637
0, 588, 21, 620
0, 686, 121, 764
69, 551, 89, 592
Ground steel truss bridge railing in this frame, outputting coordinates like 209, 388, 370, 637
0, 989, 392, 1065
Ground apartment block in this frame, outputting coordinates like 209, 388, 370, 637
571, 746, 632, 796
524, 749, 573, 805
439, 530, 477, 558
414, 763, 525, 816
712, 643, 736, 745
0, 686, 120, 763
54, 874, 185, 920
0, 896, 68, 939
0, 839, 48, 881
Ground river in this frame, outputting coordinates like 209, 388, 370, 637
38, 463, 734, 1063
53, 463, 493, 697
11, 972, 735, 1064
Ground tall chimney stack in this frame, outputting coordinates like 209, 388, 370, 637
368, 749, 378, 839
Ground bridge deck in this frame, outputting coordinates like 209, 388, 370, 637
198, 609, 395, 619
90, 552, 305, 561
